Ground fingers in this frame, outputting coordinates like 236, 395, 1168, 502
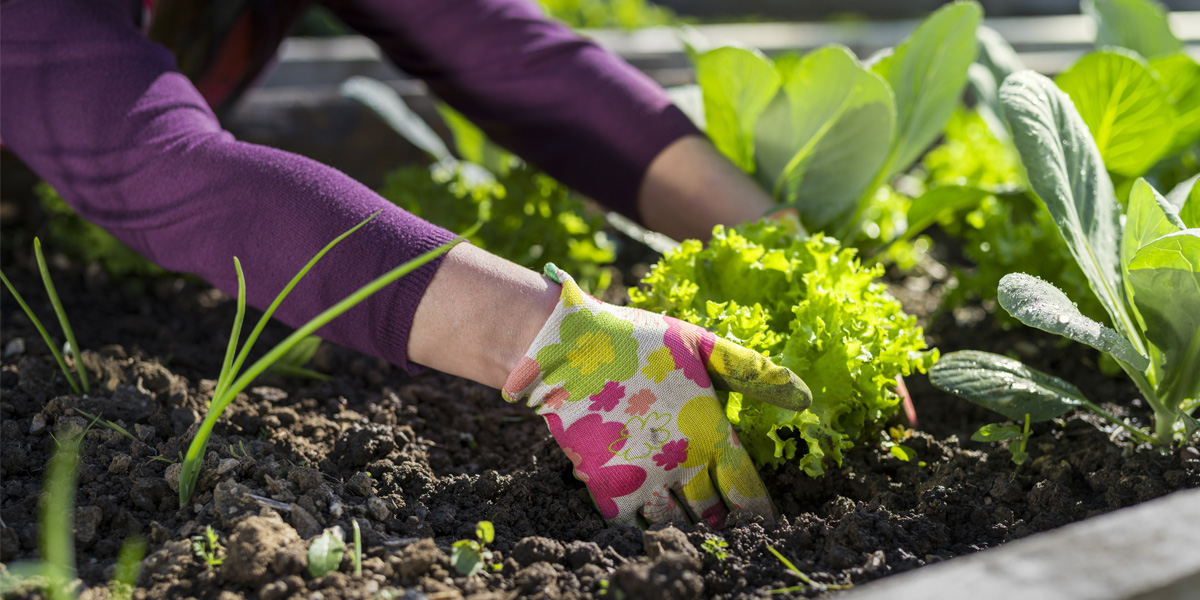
679, 471, 729, 529
712, 433, 776, 524
705, 337, 812, 412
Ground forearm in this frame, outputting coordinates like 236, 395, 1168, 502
407, 244, 559, 388
323, 0, 700, 221
1, 0, 456, 373
638, 135, 777, 241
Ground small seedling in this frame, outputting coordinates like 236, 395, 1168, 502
972, 414, 1033, 465
701, 537, 729, 561
0, 238, 90, 395
882, 425, 918, 462
178, 214, 471, 506
766, 545, 848, 594
352, 519, 363, 576
109, 536, 147, 600
450, 521, 494, 576
228, 441, 251, 460
191, 526, 224, 569
307, 527, 346, 578
0, 425, 149, 600
266, 335, 330, 381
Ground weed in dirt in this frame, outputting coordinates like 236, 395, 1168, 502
0, 414, 146, 600
450, 521, 496, 576
972, 414, 1033, 466
766, 545, 848, 594
352, 519, 363, 576
307, 527, 347, 578
178, 213, 469, 506
108, 536, 146, 600
700, 537, 729, 562
191, 526, 225, 569
0, 238, 89, 395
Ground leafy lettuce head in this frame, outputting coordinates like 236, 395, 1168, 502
630, 222, 938, 476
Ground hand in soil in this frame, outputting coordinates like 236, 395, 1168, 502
503, 264, 812, 529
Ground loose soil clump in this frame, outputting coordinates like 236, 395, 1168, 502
2, 196, 1197, 599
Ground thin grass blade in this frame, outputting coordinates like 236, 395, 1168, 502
0, 269, 81, 395
212, 257, 247, 404
180, 230, 463, 506
33, 238, 89, 394
42, 433, 80, 600
224, 212, 380, 398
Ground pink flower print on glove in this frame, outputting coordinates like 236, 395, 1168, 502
503, 265, 812, 528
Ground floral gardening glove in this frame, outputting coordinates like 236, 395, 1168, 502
503, 265, 812, 529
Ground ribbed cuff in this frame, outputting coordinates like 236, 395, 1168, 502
611, 103, 704, 224
376, 227, 465, 374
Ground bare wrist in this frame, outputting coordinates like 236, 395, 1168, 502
407, 243, 560, 389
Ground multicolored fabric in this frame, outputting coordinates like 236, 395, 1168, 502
503, 265, 812, 528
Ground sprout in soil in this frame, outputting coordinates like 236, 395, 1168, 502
0, 416, 145, 600
0, 238, 89, 395
451, 521, 495, 576
178, 213, 471, 506
191, 526, 225, 569
308, 527, 347, 578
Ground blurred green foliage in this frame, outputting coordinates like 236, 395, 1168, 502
536, 0, 676, 29
380, 164, 616, 293
34, 183, 164, 279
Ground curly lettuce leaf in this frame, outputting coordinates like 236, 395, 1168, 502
631, 222, 937, 476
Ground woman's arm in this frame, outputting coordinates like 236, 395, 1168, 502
0, 0, 457, 373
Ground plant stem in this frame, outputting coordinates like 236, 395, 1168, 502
34, 238, 89, 394
179, 236, 463, 506
212, 258, 247, 405
1079, 399, 1157, 445
0, 270, 81, 395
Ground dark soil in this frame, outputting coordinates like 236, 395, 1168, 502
2, 189, 1197, 600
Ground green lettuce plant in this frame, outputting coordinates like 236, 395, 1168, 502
931, 71, 1200, 446
630, 222, 937, 476
178, 214, 466, 506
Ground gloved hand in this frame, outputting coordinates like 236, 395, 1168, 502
503, 265, 812, 528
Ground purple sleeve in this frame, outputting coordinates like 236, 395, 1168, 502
0, 0, 458, 373
320, 0, 702, 222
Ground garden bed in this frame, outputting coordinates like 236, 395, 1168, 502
1, 186, 1196, 599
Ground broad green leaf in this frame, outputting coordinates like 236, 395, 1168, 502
1082, 0, 1182, 60
1150, 54, 1200, 155
886, 185, 994, 250
876, 1, 982, 178
1124, 179, 1185, 272
696, 46, 781, 174
968, 26, 1026, 140
972, 423, 1025, 442
889, 445, 917, 461
341, 76, 452, 162
1055, 50, 1175, 177
999, 273, 1150, 370
307, 528, 346, 578
451, 541, 485, 576
1127, 229, 1200, 401
1165, 174, 1200, 228
476, 521, 495, 544
1000, 71, 1142, 350
976, 25, 1026, 84
929, 350, 1086, 422
755, 45, 895, 230
436, 104, 514, 176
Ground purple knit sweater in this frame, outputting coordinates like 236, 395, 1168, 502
0, 0, 699, 373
